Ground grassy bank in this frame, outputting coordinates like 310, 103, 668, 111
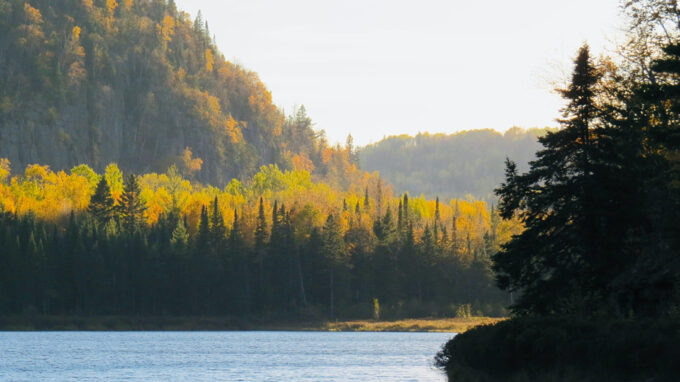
0, 315, 502, 332
435, 316, 680, 381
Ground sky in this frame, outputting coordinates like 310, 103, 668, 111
177, 0, 626, 146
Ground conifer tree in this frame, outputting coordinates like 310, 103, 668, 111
170, 217, 188, 248
88, 177, 114, 226
494, 45, 605, 315
322, 213, 347, 318
117, 174, 146, 233
210, 196, 226, 245
197, 205, 210, 245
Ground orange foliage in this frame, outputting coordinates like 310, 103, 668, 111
24, 3, 43, 24
106, 0, 118, 15
160, 15, 175, 42
291, 153, 315, 173
225, 115, 243, 143
205, 49, 214, 72
182, 147, 203, 175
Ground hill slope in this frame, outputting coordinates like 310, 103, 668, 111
0, 0, 331, 185
359, 128, 550, 200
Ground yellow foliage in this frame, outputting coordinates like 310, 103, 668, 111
160, 15, 175, 42
82, 0, 93, 10
106, 0, 118, 15
0, 158, 10, 183
72, 26, 81, 41
321, 148, 333, 164
25, 164, 49, 180
182, 147, 203, 175
205, 49, 214, 72
24, 3, 43, 24
291, 153, 315, 173
0, 161, 518, 247
225, 115, 242, 143
123, 0, 132, 10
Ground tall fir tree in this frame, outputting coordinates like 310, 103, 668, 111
117, 174, 146, 233
88, 177, 114, 226
494, 45, 606, 316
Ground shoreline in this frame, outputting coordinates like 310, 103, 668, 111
0, 316, 504, 332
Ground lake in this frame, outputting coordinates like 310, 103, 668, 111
0, 331, 453, 381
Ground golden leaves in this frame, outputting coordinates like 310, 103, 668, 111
205, 48, 214, 72
24, 3, 43, 24
106, 0, 118, 15
182, 147, 203, 175
160, 15, 175, 43
291, 153, 315, 173
72, 26, 81, 41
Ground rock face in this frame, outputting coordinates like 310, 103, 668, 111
0, 0, 287, 185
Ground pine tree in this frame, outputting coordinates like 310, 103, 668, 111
117, 174, 146, 233
88, 177, 114, 226
197, 205, 210, 245
322, 213, 347, 318
210, 196, 226, 245
493, 45, 604, 315
254, 197, 268, 254
170, 217, 188, 248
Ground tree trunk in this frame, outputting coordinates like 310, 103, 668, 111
330, 268, 334, 319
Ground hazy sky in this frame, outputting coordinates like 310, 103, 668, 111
177, 0, 625, 145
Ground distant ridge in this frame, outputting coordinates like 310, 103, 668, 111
358, 128, 551, 200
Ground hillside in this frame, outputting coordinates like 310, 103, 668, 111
358, 128, 550, 200
0, 0, 353, 187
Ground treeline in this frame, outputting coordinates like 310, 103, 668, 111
358, 128, 548, 200
0, 0, 359, 189
0, 162, 518, 319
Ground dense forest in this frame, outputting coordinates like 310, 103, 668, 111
437, 0, 680, 379
0, 0, 358, 188
0, 161, 520, 319
359, 128, 548, 200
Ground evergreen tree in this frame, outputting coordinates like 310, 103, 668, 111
88, 177, 114, 226
197, 205, 210, 245
210, 196, 226, 245
322, 213, 347, 318
117, 174, 146, 233
493, 45, 605, 315
170, 217, 189, 248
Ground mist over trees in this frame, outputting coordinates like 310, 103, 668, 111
358, 129, 549, 200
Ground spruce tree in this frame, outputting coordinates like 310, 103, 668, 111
210, 196, 226, 245
117, 174, 146, 233
322, 213, 347, 318
88, 177, 114, 226
493, 45, 604, 315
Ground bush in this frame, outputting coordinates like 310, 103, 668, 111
435, 316, 680, 381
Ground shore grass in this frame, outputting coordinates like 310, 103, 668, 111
322, 317, 504, 332
0, 315, 504, 332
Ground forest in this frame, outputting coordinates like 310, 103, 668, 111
0, 160, 520, 319
359, 128, 548, 200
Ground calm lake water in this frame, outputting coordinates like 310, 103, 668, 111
0, 331, 453, 381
